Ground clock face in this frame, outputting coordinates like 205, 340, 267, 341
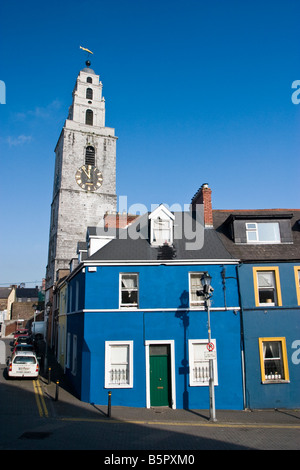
75, 165, 103, 191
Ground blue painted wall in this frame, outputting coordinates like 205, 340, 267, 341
66, 263, 244, 409
84, 264, 240, 310
238, 262, 300, 409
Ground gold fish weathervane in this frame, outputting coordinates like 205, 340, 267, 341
80, 46, 94, 55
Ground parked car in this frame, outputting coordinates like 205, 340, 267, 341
13, 335, 33, 347
12, 343, 35, 356
13, 329, 30, 339
8, 351, 39, 379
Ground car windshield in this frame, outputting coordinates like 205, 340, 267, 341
13, 356, 36, 364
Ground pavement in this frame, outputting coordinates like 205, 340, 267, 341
39, 340, 300, 428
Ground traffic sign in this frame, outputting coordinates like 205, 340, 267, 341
207, 342, 215, 352
204, 350, 216, 360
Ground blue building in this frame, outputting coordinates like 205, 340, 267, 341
64, 186, 245, 410
214, 209, 300, 409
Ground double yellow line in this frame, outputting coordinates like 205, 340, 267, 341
33, 379, 48, 418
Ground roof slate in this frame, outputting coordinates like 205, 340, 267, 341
213, 209, 300, 261
16, 288, 39, 298
0, 287, 12, 298
87, 212, 235, 262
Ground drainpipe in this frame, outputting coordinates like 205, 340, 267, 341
236, 263, 247, 409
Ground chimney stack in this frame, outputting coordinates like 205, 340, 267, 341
191, 183, 213, 228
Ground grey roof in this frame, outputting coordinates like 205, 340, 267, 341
87, 212, 235, 262
0, 287, 12, 298
213, 209, 300, 261
82, 67, 95, 74
16, 288, 39, 298
77, 241, 87, 251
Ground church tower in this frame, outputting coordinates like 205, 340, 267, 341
46, 60, 117, 289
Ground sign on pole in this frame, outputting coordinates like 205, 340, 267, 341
204, 350, 217, 360
204, 341, 216, 360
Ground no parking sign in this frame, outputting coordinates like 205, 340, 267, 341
204, 341, 217, 360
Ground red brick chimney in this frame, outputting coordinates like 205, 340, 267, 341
191, 183, 213, 227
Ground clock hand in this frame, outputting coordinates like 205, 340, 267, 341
82, 166, 91, 179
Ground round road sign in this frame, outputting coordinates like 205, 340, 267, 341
207, 342, 215, 352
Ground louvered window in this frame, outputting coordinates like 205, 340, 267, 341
85, 146, 95, 166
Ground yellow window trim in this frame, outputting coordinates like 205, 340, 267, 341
294, 266, 300, 306
253, 266, 282, 307
258, 337, 290, 383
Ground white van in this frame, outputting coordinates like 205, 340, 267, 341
8, 351, 39, 379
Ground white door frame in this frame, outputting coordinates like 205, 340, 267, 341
145, 340, 176, 409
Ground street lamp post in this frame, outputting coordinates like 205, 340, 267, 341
200, 273, 217, 422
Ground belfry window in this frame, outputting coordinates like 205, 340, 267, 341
86, 88, 93, 100
85, 146, 95, 166
85, 109, 93, 126
87, 77, 92, 83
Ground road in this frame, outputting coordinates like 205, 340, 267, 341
0, 338, 299, 452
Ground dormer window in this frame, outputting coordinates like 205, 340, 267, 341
152, 218, 172, 244
149, 204, 174, 246
228, 213, 292, 245
246, 222, 280, 244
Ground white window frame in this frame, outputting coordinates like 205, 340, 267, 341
105, 341, 133, 389
119, 273, 139, 308
246, 222, 281, 244
188, 339, 218, 386
151, 218, 173, 246
189, 272, 205, 309
257, 271, 277, 306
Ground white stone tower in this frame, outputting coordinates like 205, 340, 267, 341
46, 60, 117, 289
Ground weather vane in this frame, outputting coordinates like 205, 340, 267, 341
80, 46, 94, 66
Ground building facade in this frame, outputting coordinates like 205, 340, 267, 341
63, 196, 245, 410
214, 209, 300, 408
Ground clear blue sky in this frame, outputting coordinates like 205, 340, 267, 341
0, 0, 299, 287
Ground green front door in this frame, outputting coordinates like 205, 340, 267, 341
150, 344, 171, 407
